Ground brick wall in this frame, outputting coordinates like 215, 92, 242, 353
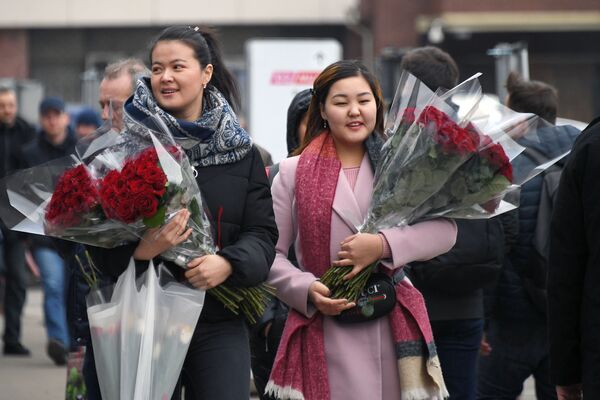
0, 30, 28, 78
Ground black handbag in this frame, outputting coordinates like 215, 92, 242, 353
335, 272, 398, 324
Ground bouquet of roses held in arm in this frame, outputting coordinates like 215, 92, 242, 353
321, 71, 568, 301
83, 118, 274, 324
0, 153, 139, 248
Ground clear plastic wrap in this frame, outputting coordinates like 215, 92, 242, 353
87, 258, 205, 400
322, 71, 576, 301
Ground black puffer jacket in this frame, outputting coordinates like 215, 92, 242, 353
89, 145, 278, 322
492, 124, 579, 322
408, 216, 512, 321
548, 117, 600, 392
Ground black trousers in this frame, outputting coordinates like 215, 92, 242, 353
249, 312, 286, 400
85, 317, 251, 400
0, 227, 27, 345
179, 318, 251, 400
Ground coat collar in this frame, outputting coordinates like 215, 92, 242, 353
331, 153, 373, 233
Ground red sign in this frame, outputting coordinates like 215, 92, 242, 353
270, 71, 320, 85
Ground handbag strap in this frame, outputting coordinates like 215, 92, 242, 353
392, 269, 405, 285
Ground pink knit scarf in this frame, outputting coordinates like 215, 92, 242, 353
266, 133, 448, 400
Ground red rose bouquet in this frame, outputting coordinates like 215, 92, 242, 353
322, 72, 573, 301
0, 154, 138, 247
0, 119, 274, 324
85, 124, 274, 324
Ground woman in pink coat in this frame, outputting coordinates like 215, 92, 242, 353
265, 60, 457, 400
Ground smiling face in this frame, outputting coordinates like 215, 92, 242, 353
320, 75, 377, 152
150, 40, 213, 121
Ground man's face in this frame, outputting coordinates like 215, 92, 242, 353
99, 73, 133, 130
75, 123, 97, 139
40, 109, 69, 139
0, 91, 18, 127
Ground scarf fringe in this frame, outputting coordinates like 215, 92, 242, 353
265, 380, 305, 400
401, 387, 449, 400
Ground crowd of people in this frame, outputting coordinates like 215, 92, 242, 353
0, 24, 598, 400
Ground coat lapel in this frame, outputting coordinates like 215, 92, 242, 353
332, 154, 374, 233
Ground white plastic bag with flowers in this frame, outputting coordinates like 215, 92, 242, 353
87, 258, 205, 400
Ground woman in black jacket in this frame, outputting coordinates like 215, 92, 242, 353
88, 25, 277, 400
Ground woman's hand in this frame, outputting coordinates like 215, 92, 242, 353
308, 281, 355, 316
133, 209, 192, 260
332, 233, 383, 281
184, 254, 233, 289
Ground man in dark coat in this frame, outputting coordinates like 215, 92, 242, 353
21, 96, 77, 365
478, 73, 579, 400
548, 116, 600, 399
0, 86, 35, 356
400, 47, 512, 400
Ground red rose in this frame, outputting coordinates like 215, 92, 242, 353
136, 192, 159, 218
401, 108, 417, 125
419, 106, 478, 156
128, 178, 151, 195
114, 200, 137, 223
480, 142, 513, 181
141, 165, 167, 192
45, 164, 99, 228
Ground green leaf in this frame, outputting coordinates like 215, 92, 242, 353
143, 206, 166, 228
189, 197, 201, 224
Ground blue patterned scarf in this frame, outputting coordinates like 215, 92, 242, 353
124, 77, 252, 167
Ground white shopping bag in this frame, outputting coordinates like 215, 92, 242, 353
87, 258, 205, 400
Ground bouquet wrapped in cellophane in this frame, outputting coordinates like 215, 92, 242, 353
0, 114, 274, 324
321, 71, 574, 301
0, 152, 140, 248
77, 115, 275, 323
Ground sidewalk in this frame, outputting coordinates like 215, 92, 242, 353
1, 288, 536, 399
0, 288, 261, 400
0, 288, 65, 399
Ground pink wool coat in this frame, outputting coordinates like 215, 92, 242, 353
268, 154, 457, 400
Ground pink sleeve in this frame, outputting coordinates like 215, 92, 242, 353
379, 218, 457, 270
267, 160, 318, 317
378, 233, 392, 259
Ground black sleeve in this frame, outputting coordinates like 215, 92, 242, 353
547, 129, 595, 386
86, 243, 139, 280
498, 209, 519, 254
218, 148, 278, 287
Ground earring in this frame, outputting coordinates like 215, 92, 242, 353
323, 120, 328, 129
203, 83, 207, 89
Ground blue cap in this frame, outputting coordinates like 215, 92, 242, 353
75, 108, 101, 127
39, 96, 65, 115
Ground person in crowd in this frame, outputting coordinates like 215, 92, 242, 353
237, 115, 274, 167
250, 88, 311, 399
68, 58, 149, 399
21, 96, 77, 365
87, 26, 277, 400
548, 115, 600, 400
400, 46, 513, 400
478, 72, 579, 399
73, 107, 101, 138
98, 58, 148, 130
265, 60, 456, 400
0, 86, 35, 356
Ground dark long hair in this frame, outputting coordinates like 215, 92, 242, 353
149, 26, 240, 111
294, 60, 384, 156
